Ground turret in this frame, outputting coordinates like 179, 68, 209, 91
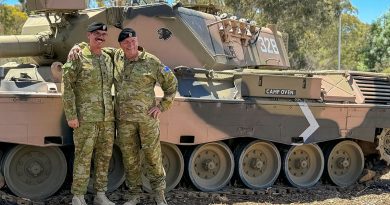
0, 0, 290, 70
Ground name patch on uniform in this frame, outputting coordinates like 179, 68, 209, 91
163, 66, 171, 73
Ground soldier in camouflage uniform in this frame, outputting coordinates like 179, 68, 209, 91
62, 22, 116, 205
114, 28, 177, 205
68, 27, 177, 205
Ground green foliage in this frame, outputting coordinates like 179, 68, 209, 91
0, 3, 29, 65
223, 0, 372, 70
382, 68, 390, 73
0, 4, 27, 35
92, 0, 159, 6
91, 0, 127, 7
94, 0, 111, 7
301, 14, 369, 70
341, 14, 370, 70
178, 0, 225, 5
363, 10, 390, 72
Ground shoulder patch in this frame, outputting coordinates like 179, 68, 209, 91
163, 66, 171, 73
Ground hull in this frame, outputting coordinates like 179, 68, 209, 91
0, 93, 71, 146
160, 98, 390, 145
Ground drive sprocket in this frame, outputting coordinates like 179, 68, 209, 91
377, 128, 390, 165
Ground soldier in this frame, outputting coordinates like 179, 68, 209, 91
62, 22, 116, 205
68, 27, 177, 205
114, 28, 177, 205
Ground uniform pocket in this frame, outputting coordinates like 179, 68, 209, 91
77, 67, 94, 84
136, 73, 154, 85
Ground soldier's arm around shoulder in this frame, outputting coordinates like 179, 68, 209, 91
62, 59, 80, 121
102, 47, 119, 60
152, 56, 178, 112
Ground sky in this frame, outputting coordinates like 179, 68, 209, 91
3, 0, 390, 24
350, 0, 390, 23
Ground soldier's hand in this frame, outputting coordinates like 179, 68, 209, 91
67, 119, 80, 128
148, 107, 161, 119
67, 45, 82, 61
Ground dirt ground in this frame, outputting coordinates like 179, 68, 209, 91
33, 169, 390, 205
0, 166, 389, 205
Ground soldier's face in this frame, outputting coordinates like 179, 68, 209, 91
87, 30, 107, 48
120, 37, 138, 58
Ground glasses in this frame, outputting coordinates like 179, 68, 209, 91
91, 31, 108, 37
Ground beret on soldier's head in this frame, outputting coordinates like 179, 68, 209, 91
118, 28, 137, 42
87, 22, 108, 32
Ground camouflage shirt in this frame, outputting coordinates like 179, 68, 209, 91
62, 43, 114, 122
112, 48, 177, 122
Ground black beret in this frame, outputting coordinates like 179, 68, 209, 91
87, 22, 107, 32
118, 28, 137, 42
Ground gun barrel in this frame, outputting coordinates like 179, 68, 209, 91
0, 35, 50, 58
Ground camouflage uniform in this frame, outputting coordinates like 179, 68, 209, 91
112, 48, 177, 196
62, 43, 115, 195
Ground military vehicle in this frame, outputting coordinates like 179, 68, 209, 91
0, 0, 390, 201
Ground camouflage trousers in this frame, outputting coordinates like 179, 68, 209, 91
117, 119, 166, 195
71, 121, 115, 195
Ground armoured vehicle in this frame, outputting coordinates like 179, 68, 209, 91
0, 0, 390, 200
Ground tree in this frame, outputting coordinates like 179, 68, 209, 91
0, 4, 27, 35
363, 10, 390, 72
339, 14, 370, 71
97, 0, 115, 7
92, 0, 157, 7
223, 0, 356, 69
301, 13, 369, 71
0, 3, 29, 65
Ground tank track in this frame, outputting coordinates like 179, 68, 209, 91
0, 182, 386, 205
0, 161, 388, 205
377, 128, 390, 165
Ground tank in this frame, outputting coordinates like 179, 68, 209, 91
0, 0, 390, 200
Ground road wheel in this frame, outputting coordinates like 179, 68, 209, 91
234, 140, 281, 189
324, 140, 364, 187
186, 142, 234, 191
282, 144, 324, 188
3, 145, 67, 200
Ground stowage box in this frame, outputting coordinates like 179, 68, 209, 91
26, 0, 87, 11
241, 74, 322, 99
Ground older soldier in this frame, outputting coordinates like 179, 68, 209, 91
115, 28, 177, 205
62, 22, 115, 205
68, 27, 177, 205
